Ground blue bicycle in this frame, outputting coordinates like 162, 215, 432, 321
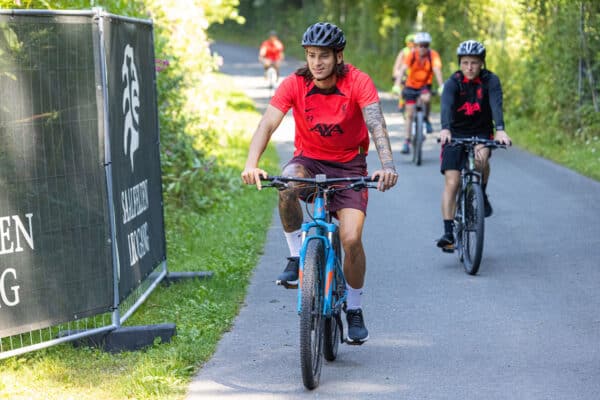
262, 174, 378, 390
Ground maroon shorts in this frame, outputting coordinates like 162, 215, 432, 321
284, 154, 369, 216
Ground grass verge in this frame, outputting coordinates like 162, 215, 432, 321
510, 118, 600, 182
0, 74, 279, 400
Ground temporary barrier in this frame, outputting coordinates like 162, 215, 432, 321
0, 8, 200, 359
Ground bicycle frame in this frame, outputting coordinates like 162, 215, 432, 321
455, 147, 482, 252
297, 190, 346, 318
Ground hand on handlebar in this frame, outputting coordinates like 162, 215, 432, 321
371, 167, 398, 192
241, 167, 269, 190
439, 129, 452, 144
494, 130, 512, 146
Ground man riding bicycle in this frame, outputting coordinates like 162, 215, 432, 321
242, 22, 398, 344
258, 30, 285, 81
436, 40, 512, 250
394, 31, 444, 154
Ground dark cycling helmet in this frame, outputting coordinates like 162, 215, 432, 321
456, 40, 486, 61
301, 22, 346, 51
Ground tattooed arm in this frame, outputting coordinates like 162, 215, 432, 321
363, 102, 398, 191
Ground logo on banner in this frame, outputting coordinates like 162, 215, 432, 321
122, 44, 140, 171
120, 45, 151, 268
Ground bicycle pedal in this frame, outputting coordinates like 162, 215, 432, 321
442, 245, 455, 253
344, 338, 366, 346
276, 280, 298, 289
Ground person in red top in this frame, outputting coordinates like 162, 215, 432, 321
242, 22, 397, 344
258, 30, 285, 79
394, 31, 444, 154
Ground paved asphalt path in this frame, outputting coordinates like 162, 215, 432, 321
186, 42, 600, 399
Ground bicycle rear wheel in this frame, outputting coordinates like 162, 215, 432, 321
462, 182, 485, 274
300, 239, 325, 390
323, 232, 342, 362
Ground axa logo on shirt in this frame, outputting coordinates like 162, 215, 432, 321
122, 44, 140, 172
457, 102, 481, 116
310, 124, 344, 137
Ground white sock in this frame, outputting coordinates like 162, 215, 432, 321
284, 229, 302, 257
346, 284, 363, 311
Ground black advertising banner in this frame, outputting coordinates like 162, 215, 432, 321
103, 17, 167, 301
0, 15, 113, 337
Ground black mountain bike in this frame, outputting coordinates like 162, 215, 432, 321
441, 137, 506, 275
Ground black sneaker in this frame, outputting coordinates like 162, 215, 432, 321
484, 194, 493, 218
401, 141, 410, 154
276, 257, 299, 288
436, 233, 455, 252
346, 308, 369, 344
424, 119, 433, 134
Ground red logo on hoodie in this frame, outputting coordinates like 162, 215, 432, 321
457, 102, 481, 116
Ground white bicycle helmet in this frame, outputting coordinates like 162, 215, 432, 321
456, 40, 486, 61
414, 32, 432, 45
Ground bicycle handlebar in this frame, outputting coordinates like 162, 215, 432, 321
436, 136, 508, 149
261, 174, 379, 191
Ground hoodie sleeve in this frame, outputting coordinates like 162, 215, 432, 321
440, 76, 458, 130
487, 73, 505, 131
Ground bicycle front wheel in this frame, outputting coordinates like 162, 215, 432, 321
323, 232, 342, 362
462, 182, 485, 274
300, 239, 325, 390
267, 66, 277, 89
413, 110, 424, 166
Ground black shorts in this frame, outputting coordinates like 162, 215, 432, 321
284, 154, 369, 216
402, 85, 432, 104
439, 136, 493, 174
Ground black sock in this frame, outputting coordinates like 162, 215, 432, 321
482, 182, 487, 194
444, 219, 454, 235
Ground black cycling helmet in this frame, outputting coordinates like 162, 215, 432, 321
301, 22, 346, 51
456, 40, 486, 62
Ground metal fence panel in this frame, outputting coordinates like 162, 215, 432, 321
102, 15, 167, 302
0, 13, 113, 338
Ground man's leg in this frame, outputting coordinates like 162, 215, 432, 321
475, 146, 493, 217
337, 208, 366, 288
275, 163, 307, 286
421, 91, 433, 133
337, 208, 369, 343
437, 169, 460, 250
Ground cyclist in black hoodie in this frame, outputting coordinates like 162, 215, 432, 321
436, 40, 512, 250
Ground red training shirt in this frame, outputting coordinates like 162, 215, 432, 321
259, 39, 284, 62
269, 64, 379, 163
